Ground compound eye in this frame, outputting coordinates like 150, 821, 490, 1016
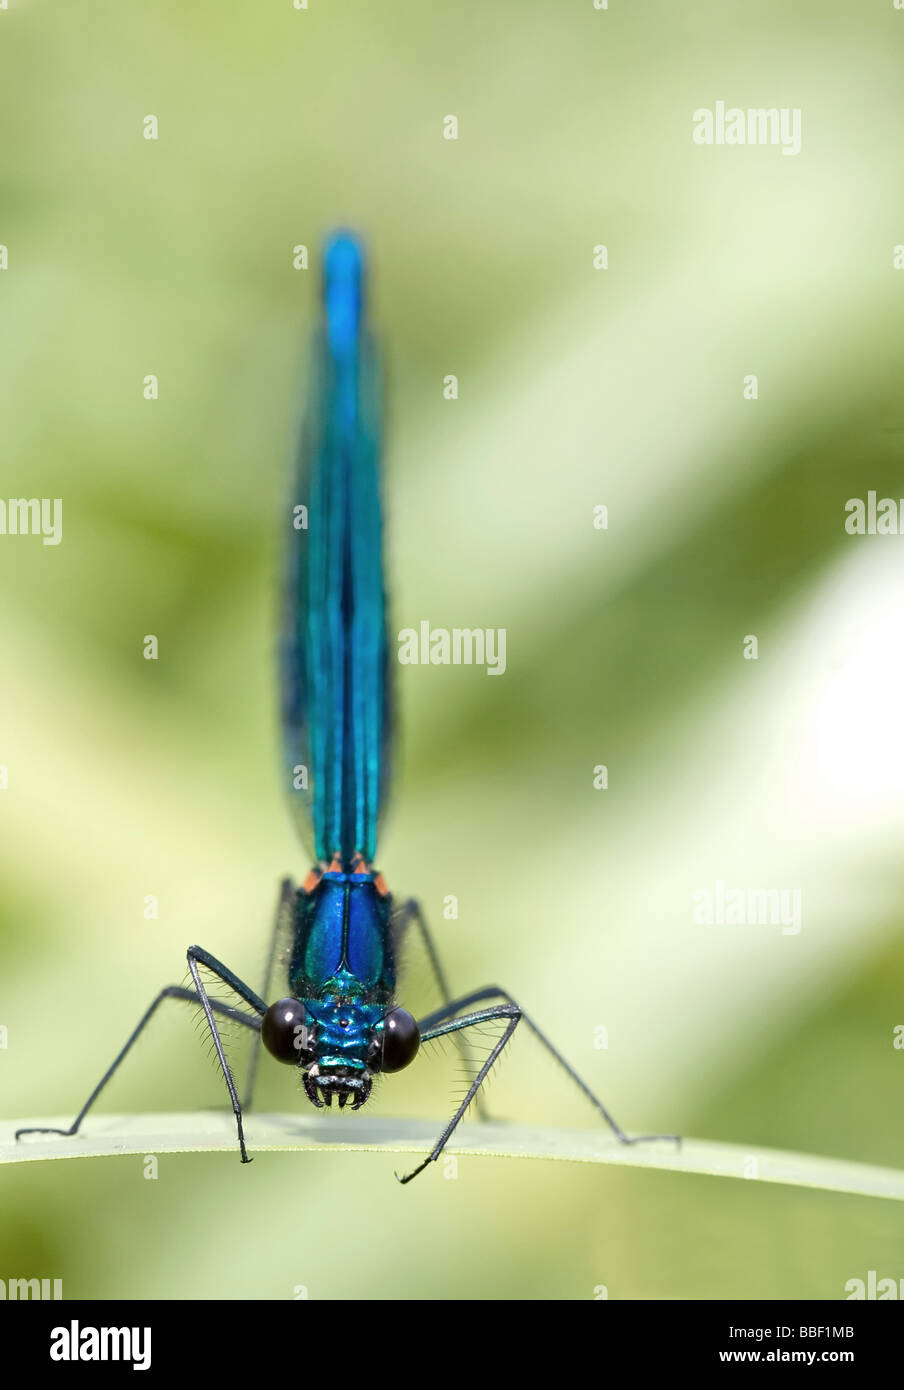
380, 1006, 420, 1073
261, 998, 311, 1065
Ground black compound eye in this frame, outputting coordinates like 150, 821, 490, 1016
261, 998, 312, 1065
378, 1006, 420, 1073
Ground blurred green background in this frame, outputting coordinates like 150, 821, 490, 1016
2, 0, 904, 1299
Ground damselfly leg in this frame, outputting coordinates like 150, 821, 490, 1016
185, 946, 269, 1162
15, 947, 266, 1161
396, 985, 681, 1183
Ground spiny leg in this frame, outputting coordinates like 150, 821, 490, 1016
397, 1003, 521, 1183
15, 986, 261, 1144
393, 897, 490, 1121
186, 946, 268, 1163
241, 877, 295, 1111
398, 987, 680, 1183
420, 985, 680, 1144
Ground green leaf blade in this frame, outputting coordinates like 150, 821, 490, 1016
3, 1114, 903, 1202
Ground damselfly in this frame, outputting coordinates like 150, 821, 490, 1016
17, 232, 677, 1181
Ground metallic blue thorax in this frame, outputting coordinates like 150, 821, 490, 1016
289, 871, 394, 1067
290, 871, 394, 997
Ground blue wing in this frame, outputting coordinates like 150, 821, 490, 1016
281, 232, 391, 866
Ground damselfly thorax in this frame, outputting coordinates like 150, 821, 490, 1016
260, 855, 419, 1111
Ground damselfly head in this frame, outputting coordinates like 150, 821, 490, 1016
262, 995, 420, 1110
